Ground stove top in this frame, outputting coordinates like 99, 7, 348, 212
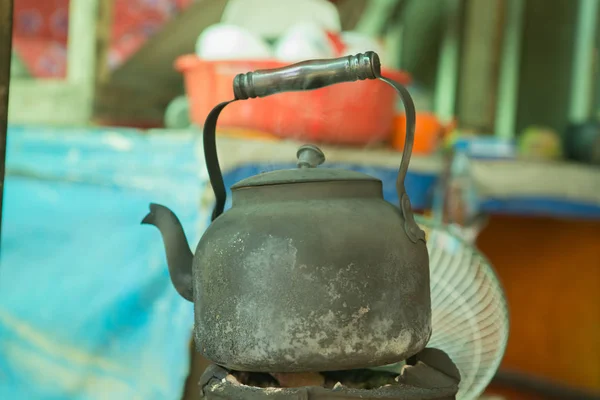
198, 348, 460, 399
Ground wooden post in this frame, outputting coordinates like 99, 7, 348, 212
494, 0, 525, 139
0, 0, 13, 251
458, 0, 504, 132
67, 0, 99, 124
434, 0, 462, 125
569, 0, 599, 123
94, 0, 115, 86
7, 0, 98, 126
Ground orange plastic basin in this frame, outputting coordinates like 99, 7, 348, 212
176, 55, 411, 145
392, 112, 456, 155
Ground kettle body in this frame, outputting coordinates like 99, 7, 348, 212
193, 180, 430, 372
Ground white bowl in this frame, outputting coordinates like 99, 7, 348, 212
274, 22, 336, 62
196, 23, 273, 60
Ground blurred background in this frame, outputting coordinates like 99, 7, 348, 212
0, 0, 599, 399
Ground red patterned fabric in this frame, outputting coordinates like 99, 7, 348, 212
13, 0, 69, 78
12, 0, 194, 78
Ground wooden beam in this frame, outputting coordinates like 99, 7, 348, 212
95, 0, 115, 85
336, 0, 369, 31
494, 0, 525, 138
67, 0, 99, 122
569, 0, 599, 123
10, 81, 97, 126
434, 0, 463, 124
94, 80, 180, 126
108, 0, 228, 90
0, 0, 13, 251
94, 0, 227, 126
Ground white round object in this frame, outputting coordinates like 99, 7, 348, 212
196, 23, 273, 60
221, 0, 341, 39
274, 22, 335, 62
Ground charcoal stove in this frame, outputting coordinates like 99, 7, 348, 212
198, 348, 460, 399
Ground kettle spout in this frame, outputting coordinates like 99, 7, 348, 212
142, 203, 193, 302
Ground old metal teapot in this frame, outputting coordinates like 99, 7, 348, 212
142, 52, 431, 373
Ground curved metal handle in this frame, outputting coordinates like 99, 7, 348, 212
203, 52, 422, 241
233, 52, 380, 99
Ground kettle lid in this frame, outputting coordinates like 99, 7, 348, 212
230, 145, 379, 189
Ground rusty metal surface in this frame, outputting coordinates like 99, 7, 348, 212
0, 0, 13, 252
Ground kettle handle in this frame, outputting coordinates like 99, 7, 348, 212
203, 52, 422, 242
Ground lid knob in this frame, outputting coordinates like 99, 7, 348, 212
297, 145, 326, 168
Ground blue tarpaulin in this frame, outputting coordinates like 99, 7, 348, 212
0, 126, 200, 400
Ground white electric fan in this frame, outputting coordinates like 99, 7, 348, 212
416, 215, 510, 399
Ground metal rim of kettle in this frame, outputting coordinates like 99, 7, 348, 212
201, 52, 420, 241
